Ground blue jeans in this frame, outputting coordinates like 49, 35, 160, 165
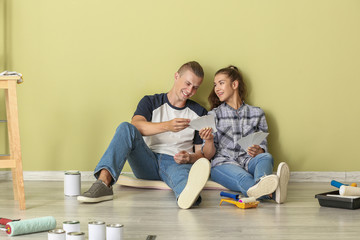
94, 122, 193, 199
210, 153, 274, 197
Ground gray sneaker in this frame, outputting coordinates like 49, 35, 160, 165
247, 174, 279, 199
77, 180, 113, 203
275, 162, 290, 204
177, 158, 211, 209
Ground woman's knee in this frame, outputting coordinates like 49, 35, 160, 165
258, 152, 274, 164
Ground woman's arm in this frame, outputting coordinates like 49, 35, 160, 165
199, 128, 216, 160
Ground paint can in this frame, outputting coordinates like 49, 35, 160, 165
106, 224, 124, 240
48, 229, 66, 240
88, 221, 106, 240
63, 220, 81, 236
64, 171, 81, 196
66, 232, 85, 240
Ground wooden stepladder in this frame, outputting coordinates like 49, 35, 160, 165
0, 75, 25, 210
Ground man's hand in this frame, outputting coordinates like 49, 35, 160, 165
247, 145, 264, 157
199, 127, 214, 141
166, 118, 190, 132
174, 151, 192, 164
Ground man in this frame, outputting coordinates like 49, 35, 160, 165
78, 61, 211, 209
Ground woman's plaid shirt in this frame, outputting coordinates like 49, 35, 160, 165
208, 102, 269, 171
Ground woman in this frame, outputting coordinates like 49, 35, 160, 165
200, 65, 289, 203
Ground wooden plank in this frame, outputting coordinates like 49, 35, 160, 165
0, 75, 21, 81
0, 159, 16, 168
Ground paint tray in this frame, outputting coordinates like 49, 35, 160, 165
315, 190, 360, 210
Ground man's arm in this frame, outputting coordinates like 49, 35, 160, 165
131, 115, 190, 136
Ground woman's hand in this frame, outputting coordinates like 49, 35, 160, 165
199, 127, 214, 141
247, 145, 264, 157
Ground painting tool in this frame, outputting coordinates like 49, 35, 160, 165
219, 198, 259, 209
220, 191, 240, 201
0, 216, 56, 236
0, 218, 20, 225
331, 180, 357, 188
146, 235, 157, 240
339, 185, 360, 196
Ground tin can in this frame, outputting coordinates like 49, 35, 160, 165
106, 224, 124, 240
64, 171, 81, 196
66, 232, 85, 240
88, 221, 106, 240
63, 220, 81, 235
48, 229, 66, 240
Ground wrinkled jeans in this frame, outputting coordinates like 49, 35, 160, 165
94, 122, 193, 199
210, 153, 274, 197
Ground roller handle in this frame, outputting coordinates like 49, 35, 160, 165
331, 180, 347, 188
220, 191, 239, 200
0, 218, 20, 225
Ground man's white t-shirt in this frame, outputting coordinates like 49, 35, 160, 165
133, 93, 207, 156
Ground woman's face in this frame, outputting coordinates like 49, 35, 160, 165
213, 73, 237, 102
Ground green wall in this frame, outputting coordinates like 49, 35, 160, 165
2, 0, 360, 172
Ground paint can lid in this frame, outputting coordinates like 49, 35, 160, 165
49, 229, 66, 234
88, 221, 106, 225
65, 170, 80, 175
107, 223, 124, 228
67, 232, 85, 236
63, 220, 80, 224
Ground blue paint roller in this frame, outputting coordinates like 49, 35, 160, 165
220, 191, 239, 200
1, 216, 56, 236
331, 180, 357, 188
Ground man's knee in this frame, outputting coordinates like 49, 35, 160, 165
116, 122, 136, 134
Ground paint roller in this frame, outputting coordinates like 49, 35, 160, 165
220, 191, 256, 203
330, 180, 357, 188
0, 216, 56, 236
339, 185, 360, 196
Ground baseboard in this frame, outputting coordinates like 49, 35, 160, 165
0, 171, 360, 182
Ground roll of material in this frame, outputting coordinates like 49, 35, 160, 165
6, 216, 56, 236
239, 197, 257, 203
339, 186, 360, 196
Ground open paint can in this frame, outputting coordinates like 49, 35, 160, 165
48, 229, 66, 240
63, 220, 81, 237
88, 221, 106, 240
106, 224, 124, 240
64, 171, 81, 196
66, 232, 85, 240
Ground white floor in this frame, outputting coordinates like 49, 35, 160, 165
1, 181, 360, 240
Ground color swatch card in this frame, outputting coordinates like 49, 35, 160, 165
237, 131, 269, 150
189, 115, 217, 132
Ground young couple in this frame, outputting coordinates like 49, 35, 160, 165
77, 61, 290, 209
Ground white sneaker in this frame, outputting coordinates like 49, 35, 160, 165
177, 158, 211, 209
275, 162, 290, 204
247, 175, 279, 199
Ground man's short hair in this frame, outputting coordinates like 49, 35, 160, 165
177, 61, 204, 78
